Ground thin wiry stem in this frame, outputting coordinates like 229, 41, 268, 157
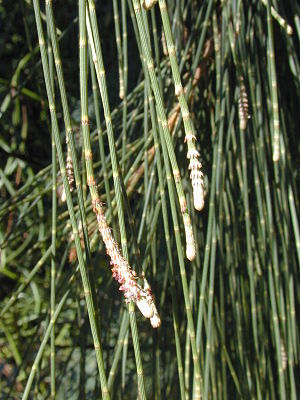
47, 13, 57, 398
157, 0, 205, 211
266, 0, 280, 162
86, 0, 159, 325
131, 0, 196, 262
32, 1, 109, 397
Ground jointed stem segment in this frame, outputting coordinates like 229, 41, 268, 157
157, 0, 205, 211
132, 0, 196, 261
85, 1, 160, 328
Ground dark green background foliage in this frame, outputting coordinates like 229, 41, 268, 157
0, 0, 299, 399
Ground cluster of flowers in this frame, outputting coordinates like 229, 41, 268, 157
94, 200, 161, 328
66, 144, 74, 191
238, 76, 249, 131
60, 142, 74, 203
187, 148, 205, 212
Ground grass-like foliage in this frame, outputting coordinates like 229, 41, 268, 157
0, 0, 299, 398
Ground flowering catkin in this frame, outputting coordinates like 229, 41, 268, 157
59, 143, 74, 203
280, 342, 287, 371
93, 199, 161, 328
183, 213, 196, 261
238, 76, 249, 131
119, 70, 125, 100
66, 144, 74, 191
187, 149, 205, 211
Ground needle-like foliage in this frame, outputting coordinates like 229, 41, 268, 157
0, 1, 299, 398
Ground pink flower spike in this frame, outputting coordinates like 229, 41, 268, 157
94, 199, 160, 328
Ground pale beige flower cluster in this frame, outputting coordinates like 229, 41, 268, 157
66, 145, 74, 191
183, 213, 196, 261
187, 149, 205, 212
238, 77, 249, 131
94, 200, 161, 328
59, 143, 74, 203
